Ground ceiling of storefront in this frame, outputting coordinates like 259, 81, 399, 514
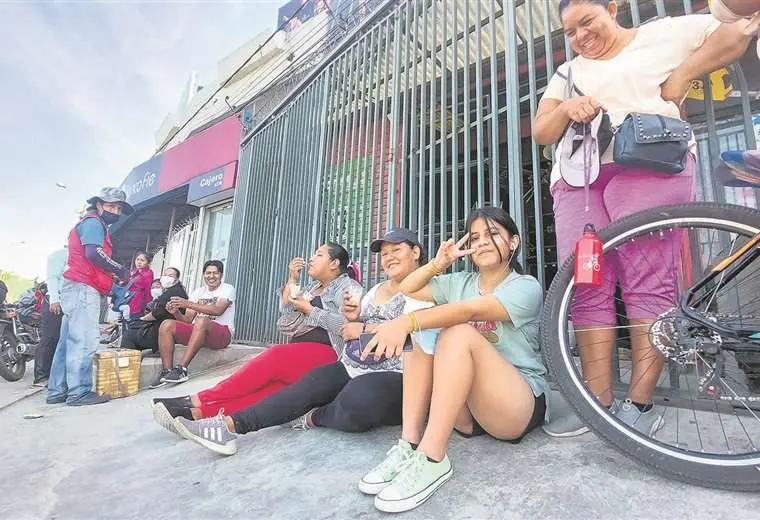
110, 187, 199, 267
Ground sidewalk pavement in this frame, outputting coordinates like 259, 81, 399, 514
1, 361, 759, 520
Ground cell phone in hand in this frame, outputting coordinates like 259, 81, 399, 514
359, 332, 413, 354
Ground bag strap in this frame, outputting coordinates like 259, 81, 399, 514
556, 66, 586, 98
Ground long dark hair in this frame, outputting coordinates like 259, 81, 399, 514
465, 207, 523, 274
559, 0, 610, 15
325, 242, 357, 280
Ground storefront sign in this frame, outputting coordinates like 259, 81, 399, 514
121, 155, 162, 206
187, 163, 235, 203
687, 68, 733, 102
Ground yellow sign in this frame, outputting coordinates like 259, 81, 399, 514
686, 68, 733, 101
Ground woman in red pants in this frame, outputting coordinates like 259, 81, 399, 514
151, 242, 361, 418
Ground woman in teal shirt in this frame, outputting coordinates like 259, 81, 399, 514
358, 206, 547, 514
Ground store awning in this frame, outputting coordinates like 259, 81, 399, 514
109, 186, 198, 266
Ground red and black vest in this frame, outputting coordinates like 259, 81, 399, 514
63, 213, 113, 296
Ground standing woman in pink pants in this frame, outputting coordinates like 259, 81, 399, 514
532, 0, 752, 437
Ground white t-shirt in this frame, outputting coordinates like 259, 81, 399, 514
542, 15, 720, 187
190, 283, 236, 334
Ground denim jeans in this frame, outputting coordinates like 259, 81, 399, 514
47, 280, 102, 403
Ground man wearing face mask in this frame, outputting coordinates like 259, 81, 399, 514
123, 268, 188, 355
46, 188, 133, 407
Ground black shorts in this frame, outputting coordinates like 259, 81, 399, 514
456, 393, 547, 444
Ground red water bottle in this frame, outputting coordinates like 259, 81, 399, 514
574, 224, 603, 288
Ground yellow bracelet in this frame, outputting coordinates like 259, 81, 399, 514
428, 260, 442, 276
406, 312, 421, 333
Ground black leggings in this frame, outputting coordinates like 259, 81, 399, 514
231, 362, 403, 435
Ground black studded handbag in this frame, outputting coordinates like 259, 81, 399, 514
613, 113, 691, 174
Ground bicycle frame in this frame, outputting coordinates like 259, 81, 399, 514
680, 231, 760, 342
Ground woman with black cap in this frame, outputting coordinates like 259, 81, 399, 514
154, 228, 431, 456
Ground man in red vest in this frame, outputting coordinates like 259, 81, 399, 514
47, 188, 133, 406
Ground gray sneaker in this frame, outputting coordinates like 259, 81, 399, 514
543, 400, 621, 438
67, 392, 111, 407
174, 411, 238, 456
149, 369, 171, 390
615, 399, 664, 436
284, 411, 312, 431
542, 410, 589, 438
152, 403, 182, 438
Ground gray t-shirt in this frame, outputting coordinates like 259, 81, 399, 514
429, 270, 548, 397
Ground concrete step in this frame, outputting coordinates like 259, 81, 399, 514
138, 343, 263, 389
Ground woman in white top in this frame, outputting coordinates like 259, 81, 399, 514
532, 0, 752, 438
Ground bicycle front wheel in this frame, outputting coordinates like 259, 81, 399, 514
542, 202, 760, 490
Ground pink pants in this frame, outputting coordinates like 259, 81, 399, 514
551, 156, 695, 326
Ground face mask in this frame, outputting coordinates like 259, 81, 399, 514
160, 276, 177, 289
100, 210, 120, 225
150, 288, 163, 299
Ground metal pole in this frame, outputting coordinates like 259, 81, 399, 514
629, 0, 641, 26
398, 0, 412, 229
654, 0, 665, 18
462, 0, 471, 228
376, 16, 393, 283
361, 26, 380, 279
417, 0, 429, 242
440, 0, 449, 243
346, 37, 364, 258
264, 118, 290, 342
408, 0, 421, 231
526, 0, 544, 287
503, 0, 524, 263
310, 72, 334, 256
733, 63, 757, 150
702, 78, 724, 203
544, 0, 557, 167
350, 32, 370, 272
487, 0, 500, 207
428, 1, 438, 257
450, 0, 459, 253
388, 8, 404, 230
335, 45, 356, 246
475, 0, 485, 207
368, 24, 384, 284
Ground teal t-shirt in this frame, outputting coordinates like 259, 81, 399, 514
429, 270, 548, 397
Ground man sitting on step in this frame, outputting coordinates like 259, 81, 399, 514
151, 260, 235, 388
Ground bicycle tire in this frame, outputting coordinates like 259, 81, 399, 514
542, 202, 760, 491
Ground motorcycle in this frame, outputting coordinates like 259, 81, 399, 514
0, 288, 42, 382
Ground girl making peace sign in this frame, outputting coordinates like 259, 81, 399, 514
358, 206, 548, 514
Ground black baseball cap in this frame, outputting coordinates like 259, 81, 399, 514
370, 228, 424, 254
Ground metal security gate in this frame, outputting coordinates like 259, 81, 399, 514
228, 0, 758, 344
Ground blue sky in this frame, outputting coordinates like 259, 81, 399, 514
0, 0, 280, 279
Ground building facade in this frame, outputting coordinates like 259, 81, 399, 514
110, 0, 386, 292
226, 0, 759, 345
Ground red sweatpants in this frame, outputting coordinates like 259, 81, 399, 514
196, 342, 337, 417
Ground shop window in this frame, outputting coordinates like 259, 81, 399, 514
203, 202, 234, 267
